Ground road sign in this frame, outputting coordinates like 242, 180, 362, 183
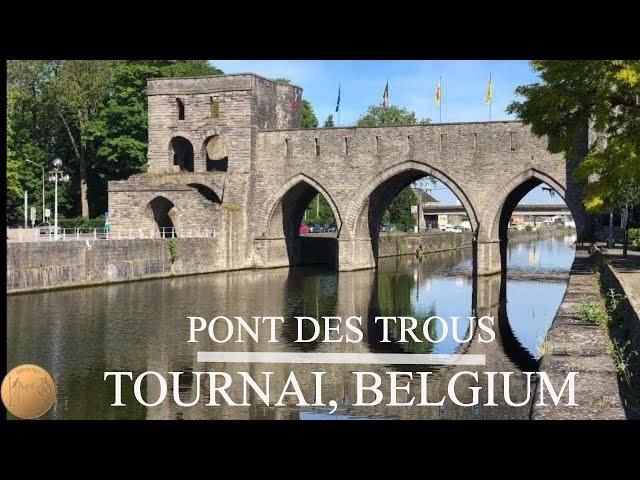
411, 205, 418, 213
45, 208, 51, 218
30, 207, 36, 227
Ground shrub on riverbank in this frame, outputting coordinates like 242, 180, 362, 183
57, 216, 106, 229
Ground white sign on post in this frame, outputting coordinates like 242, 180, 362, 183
30, 207, 37, 227
45, 208, 51, 219
411, 205, 418, 213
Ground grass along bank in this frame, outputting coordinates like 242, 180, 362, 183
578, 248, 640, 417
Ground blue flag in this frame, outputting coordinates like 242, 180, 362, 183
335, 85, 341, 113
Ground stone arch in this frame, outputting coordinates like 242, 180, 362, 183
202, 134, 229, 172
187, 183, 222, 204
261, 173, 343, 238
260, 173, 342, 267
348, 161, 478, 238
484, 168, 570, 243
169, 136, 194, 172
346, 161, 478, 262
482, 168, 581, 274
146, 196, 179, 238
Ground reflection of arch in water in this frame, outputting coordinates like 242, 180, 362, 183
279, 267, 339, 352
364, 254, 474, 368
471, 272, 539, 373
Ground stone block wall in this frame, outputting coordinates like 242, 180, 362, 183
7, 237, 229, 294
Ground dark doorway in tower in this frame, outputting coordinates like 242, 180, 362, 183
149, 197, 176, 238
270, 180, 339, 268
170, 136, 194, 172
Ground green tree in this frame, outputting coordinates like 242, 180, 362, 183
304, 195, 335, 226
356, 104, 429, 127
508, 61, 640, 213
7, 60, 73, 224
323, 114, 335, 127
7, 60, 224, 222
357, 104, 430, 231
386, 188, 418, 231
50, 60, 114, 218
300, 100, 318, 128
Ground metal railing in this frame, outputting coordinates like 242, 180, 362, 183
7, 227, 216, 242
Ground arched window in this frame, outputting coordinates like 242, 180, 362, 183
176, 98, 185, 120
170, 136, 194, 172
204, 135, 229, 172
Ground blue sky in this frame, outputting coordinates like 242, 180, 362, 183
210, 60, 563, 205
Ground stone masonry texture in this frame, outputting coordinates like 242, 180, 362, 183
104, 73, 590, 276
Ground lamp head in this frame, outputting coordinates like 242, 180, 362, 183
63, 174, 70, 182
53, 158, 63, 169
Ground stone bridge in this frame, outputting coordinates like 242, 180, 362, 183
108, 73, 590, 275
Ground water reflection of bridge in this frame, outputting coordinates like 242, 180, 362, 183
137, 252, 542, 420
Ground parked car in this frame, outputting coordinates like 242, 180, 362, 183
299, 224, 310, 234
308, 223, 322, 233
324, 224, 337, 233
381, 223, 396, 232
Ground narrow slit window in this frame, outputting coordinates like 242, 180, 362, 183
285, 138, 291, 157
474, 133, 478, 149
315, 138, 320, 156
344, 137, 349, 155
375, 136, 380, 154
510, 132, 517, 151
210, 98, 220, 119
176, 98, 185, 120
408, 135, 414, 156
440, 133, 446, 148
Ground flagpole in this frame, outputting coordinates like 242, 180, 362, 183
488, 73, 492, 121
439, 76, 442, 123
338, 84, 341, 127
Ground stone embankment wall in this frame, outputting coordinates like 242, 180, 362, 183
7, 232, 473, 294
531, 249, 626, 419
7, 238, 226, 294
378, 232, 472, 258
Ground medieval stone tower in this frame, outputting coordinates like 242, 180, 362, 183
107, 74, 302, 269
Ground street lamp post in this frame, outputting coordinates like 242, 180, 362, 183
48, 158, 70, 241
24, 159, 46, 223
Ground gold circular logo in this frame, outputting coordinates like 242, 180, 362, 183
1, 364, 56, 419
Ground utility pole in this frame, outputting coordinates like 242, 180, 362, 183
24, 190, 28, 228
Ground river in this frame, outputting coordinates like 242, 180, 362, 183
6, 233, 577, 420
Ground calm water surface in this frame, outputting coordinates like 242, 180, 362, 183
7, 233, 576, 420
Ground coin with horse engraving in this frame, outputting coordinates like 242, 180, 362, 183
1, 364, 56, 419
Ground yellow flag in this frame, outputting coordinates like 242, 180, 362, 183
485, 75, 494, 104
434, 79, 441, 106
